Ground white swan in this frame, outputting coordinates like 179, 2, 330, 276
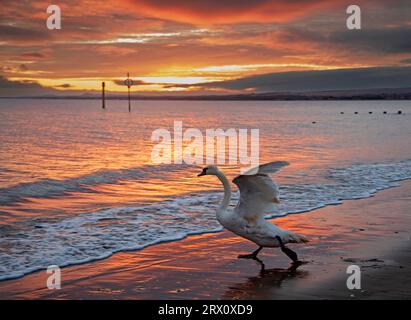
197, 161, 308, 263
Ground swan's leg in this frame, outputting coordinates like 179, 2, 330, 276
255, 257, 266, 273
275, 236, 299, 263
238, 246, 263, 259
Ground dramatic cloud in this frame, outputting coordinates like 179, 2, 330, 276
330, 28, 411, 54
21, 52, 47, 59
126, 0, 347, 24
19, 64, 28, 72
400, 58, 411, 64
0, 75, 56, 96
200, 67, 411, 92
0, 25, 50, 42
280, 26, 411, 54
0, 0, 410, 95
54, 83, 72, 88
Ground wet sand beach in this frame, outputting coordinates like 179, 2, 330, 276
0, 180, 410, 300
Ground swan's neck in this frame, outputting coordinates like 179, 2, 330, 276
215, 171, 232, 215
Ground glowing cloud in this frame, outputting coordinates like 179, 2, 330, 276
125, 0, 347, 24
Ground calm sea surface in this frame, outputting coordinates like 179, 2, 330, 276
0, 99, 410, 280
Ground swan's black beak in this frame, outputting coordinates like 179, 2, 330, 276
197, 168, 207, 177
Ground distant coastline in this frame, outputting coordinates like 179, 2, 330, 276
1, 87, 411, 101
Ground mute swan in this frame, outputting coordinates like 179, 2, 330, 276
197, 161, 308, 263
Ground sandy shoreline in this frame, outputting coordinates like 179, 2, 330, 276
1, 181, 410, 299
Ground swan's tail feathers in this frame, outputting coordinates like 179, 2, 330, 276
287, 232, 309, 244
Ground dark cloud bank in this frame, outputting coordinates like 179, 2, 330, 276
201, 67, 411, 93
0, 76, 55, 96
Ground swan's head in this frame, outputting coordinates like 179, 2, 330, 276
197, 165, 220, 177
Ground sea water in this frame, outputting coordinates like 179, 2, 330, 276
0, 99, 410, 280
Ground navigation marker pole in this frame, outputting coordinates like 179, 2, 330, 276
102, 82, 106, 109
124, 73, 133, 112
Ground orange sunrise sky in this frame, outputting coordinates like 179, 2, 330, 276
1, 0, 411, 96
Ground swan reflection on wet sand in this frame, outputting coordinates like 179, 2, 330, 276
222, 260, 309, 300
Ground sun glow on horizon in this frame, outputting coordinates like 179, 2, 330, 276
8, 75, 223, 92
8, 61, 368, 93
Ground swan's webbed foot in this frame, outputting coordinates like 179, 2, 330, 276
275, 236, 300, 263
255, 257, 265, 272
238, 246, 263, 260
287, 261, 302, 272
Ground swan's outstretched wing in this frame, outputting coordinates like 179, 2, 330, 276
242, 161, 289, 176
233, 161, 289, 219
